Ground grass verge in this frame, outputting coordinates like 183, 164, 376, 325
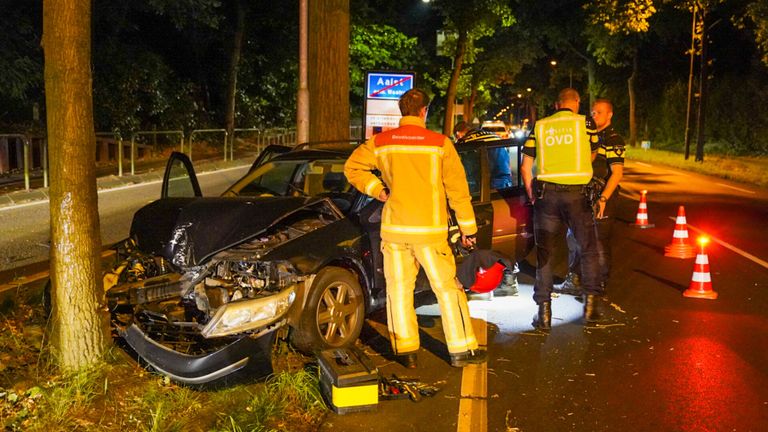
626, 147, 768, 189
0, 284, 328, 432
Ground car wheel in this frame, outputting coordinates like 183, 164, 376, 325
291, 266, 365, 354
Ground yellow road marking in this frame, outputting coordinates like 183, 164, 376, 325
457, 313, 487, 432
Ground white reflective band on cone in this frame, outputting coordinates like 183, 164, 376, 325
692, 272, 712, 283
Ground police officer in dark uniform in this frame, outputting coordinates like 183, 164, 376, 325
521, 88, 602, 331
560, 99, 625, 295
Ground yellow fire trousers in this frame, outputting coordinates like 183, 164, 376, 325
382, 240, 478, 355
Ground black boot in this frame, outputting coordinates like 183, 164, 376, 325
450, 349, 487, 368
554, 272, 583, 296
532, 302, 551, 331
584, 294, 604, 323
395, 353, 418, 369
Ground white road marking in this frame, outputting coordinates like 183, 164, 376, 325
633, 161, 653, 167
0, 164, 250, 213
668, 216, 768, 270
715, 183, 756, 194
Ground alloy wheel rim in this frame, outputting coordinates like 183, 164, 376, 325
316, 281, 361, 345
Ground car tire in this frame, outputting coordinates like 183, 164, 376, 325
291, 266, 365, 354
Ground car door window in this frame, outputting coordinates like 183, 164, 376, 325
457, 148, 481, 201
162, 152, 202, 198
487, 143, 521, 191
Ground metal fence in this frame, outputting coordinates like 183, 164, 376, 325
0, 128, 300, 191
0, 126, 381, 192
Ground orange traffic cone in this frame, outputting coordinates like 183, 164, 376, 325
664, 206, 696, 258
631, 190, 655, 228
683, 237, 717, 299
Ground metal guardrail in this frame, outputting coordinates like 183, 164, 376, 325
129, 130, 183, 175
233, 128, 297, 158
0, 127, 302, 191
189, 129, 228, 162
0, 134, 32, 191
96, 132, 123, 177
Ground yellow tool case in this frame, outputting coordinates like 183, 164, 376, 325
318, 346, 379, 414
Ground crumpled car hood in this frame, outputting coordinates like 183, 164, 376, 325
130, 196, 315, 268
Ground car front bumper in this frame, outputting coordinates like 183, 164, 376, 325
121, 323, 275, 386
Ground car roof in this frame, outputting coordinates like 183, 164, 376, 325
267, 136, 519, 163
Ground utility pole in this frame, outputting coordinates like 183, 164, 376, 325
695, 8, 708, 162
683, 2, 698, 160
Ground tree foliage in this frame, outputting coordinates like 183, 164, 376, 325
432, 0, 515, 134
738, 0, 768, 66
3, 0, 768, 154
0, 0, 42, 126
585, 0, 657, 65
349, 24, 425, 100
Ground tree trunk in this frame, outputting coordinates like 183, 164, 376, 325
627, 50, 638, 147
466, 85, 477, 123
225, 0, 246, 152
443, 31, 468, 136
586, 58, 596, 108
465, 72, 479, 123
308, 0, 349, 144
43, 0, 109, 371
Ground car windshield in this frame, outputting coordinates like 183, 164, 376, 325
232, 158, 352, 199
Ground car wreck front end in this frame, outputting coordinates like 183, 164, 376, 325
105, 196, 348, 386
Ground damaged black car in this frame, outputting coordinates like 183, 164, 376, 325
102, 140, 532, 386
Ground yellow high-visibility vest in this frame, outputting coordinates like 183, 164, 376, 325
533, 111, 594, 185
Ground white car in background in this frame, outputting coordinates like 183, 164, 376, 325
481, 121, 511, 139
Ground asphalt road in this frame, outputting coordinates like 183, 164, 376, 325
323, 160, 768, 432
0, 164, 250, 273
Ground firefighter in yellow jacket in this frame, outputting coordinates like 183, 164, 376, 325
344, 89, 486, 368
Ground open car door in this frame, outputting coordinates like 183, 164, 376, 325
162, 151, 202, 199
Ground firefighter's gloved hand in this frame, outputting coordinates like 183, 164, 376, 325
461, 234, 477, 249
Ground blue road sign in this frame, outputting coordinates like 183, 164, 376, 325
366, 73, 414, 100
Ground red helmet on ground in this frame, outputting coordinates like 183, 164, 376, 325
470, 261, 505, 293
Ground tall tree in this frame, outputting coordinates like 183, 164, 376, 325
586, 0, 657, 146
225, 0, 246, 150
433, 0, 514, 135
308, 0, 350, 143
462, 24, 542, 121
43, 0, 110, 370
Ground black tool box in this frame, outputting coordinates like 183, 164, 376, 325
318, 346, 378, 414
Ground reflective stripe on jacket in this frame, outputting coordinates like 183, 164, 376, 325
344, 116, 477, 244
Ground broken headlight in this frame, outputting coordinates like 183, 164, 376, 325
200, 286, 296, 338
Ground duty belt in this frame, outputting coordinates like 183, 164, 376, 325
537, 180, 586, 191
